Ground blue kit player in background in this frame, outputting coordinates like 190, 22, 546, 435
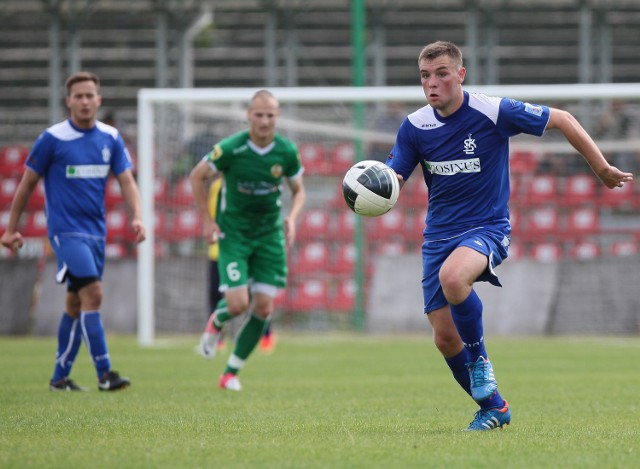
386, 41, 633, 430
0, 71, 146, 391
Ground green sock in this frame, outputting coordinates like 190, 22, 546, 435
224, 313, 266, 375
212, 299, 232, 330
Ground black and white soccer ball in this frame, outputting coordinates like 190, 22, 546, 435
342, 160, 400, 217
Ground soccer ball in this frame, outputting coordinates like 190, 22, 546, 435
342, 160, 400, 217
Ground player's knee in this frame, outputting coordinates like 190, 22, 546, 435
433, 330, 463, 356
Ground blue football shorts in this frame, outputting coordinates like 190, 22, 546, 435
50, 234, 105, 290
421, 226, 510, 314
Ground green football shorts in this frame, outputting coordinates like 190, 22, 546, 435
218, 228, 287, 290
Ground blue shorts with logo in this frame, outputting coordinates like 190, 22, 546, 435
422, 226, 510, 314
50, 234, 105, 288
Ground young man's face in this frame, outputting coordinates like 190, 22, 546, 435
419, 55, 465, 117
247, 96, 279, 144
66, 80, 102, 128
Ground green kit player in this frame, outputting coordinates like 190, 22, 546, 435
190, 90, 306, 391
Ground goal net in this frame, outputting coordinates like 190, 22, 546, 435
136, 85, 640, 345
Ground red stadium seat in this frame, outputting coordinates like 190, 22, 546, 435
562, 174, 597, 206
0, 177, 18, 209
328, 279, 356, 312
153, 211, 169, 240
373, 240, 407, 256
507, 241, 524, 260
105, 243, 128, 259
400, 177, 429, 208
106, 209, 130, 242
509, 150, 539, 175
0, 145, 29, 177
524, 175, 558, 206
530, 242, 562, 262
408, 208, 428, 236
327, 142, 356, 176
298, 208, 331, 240
154, 177, 169, 206
0, 211, 9, 232
598, 180, 636, 209
524, 207, 560, 240
171, 209, 203, 240
330, 243, 356, 275
23, 210, 48, 238
290, 241, 330, 275
569, 240, 600, 260
331, 209, 356, 240
26, 179, 46, 210
105, 177, 124, 208
170, 176, 195, 207
565, 207, 599, 236
367, 209, 407, 242
287, 278, 328, 312
610, 239, 638, 257
298, 142, 329, 176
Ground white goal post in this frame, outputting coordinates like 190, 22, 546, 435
136, 84, 640, 346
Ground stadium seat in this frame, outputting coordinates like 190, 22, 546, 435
169, 176, 195, 206
524, 207, 560, 241
105, 243, 128, 259
298, 208, 331, 240
568, 240, 601, 260
0, 145, 29, 177
154, 176, 169, 206
153, 211, 169, 240
0, 211, 10, 233
290, 241, 330, 275
105, 209, 130, 242
23, 210, 48, 238
507, 241, 524, 260
330, 243, 356, 275
0, 177, 18, 209
367, 209, 407, 242
287, 278, 328, 312
530, 242, 562, 262
408, 208, 429, 236
171, 209, 203, 240
509, 150, 539, 175
328, 278, 356, 312
26, 179, 46, 210
562, 174, 597, 206
298, 142, 329, 176
524, 175, 559, 206
598, 180, 636, 209
565, 207, 599, 237
327, 142, 356, 176
373, 240, 407, 256
331, 209, 356, 240
399, 176, 429, 208
105, 177, 124, 208
610, 239, 638, 257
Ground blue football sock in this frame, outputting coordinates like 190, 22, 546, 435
444, 348, 472, 396
51, 313, 82, 382
80, 311, 111, 378
479, 391, 506, 410
450, 289, 487, 362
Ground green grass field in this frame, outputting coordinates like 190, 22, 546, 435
1, 334, 639, 468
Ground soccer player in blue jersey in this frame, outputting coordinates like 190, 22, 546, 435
0, 71, 146, 392
386, 41, 633, 430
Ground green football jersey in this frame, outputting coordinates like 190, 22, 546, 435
205, 130, 302, 237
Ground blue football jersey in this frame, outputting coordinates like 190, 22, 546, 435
26, 119, 132, 238
387, 91, 550, 240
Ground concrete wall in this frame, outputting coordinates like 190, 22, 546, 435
367, 255, 558, 336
